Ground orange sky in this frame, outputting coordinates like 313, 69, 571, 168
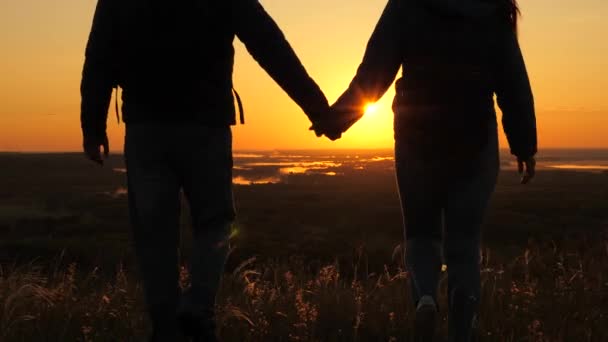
0, 0, 607, 152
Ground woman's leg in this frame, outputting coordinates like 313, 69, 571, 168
395, 140, 446, 342
443, 124, 499, 342
394, 142, 444, 307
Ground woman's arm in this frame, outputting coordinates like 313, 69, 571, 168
495, 27, 537, 159
332, 0, 404, 123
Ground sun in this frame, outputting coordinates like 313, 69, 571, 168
364, 102, 379, 116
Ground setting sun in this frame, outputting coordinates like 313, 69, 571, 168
364, 103, 379, 116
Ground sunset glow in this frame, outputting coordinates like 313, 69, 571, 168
0, 0, 607, 151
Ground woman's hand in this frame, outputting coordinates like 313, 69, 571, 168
310, 107, 361, 141
517, 156, 536, 184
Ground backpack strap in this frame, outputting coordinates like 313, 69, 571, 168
114, 86, 120, 124
232, 87, 245, 124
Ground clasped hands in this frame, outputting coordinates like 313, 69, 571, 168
309, 105, 361, 141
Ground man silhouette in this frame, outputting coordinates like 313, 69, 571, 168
81, 0, 329, 340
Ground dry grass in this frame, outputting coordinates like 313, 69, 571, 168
1, 235, 607, 341
0, 254, 146, 341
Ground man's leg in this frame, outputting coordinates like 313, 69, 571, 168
444, 125, 499, 342
175, 125, 235, 340
125, 124, 182, 340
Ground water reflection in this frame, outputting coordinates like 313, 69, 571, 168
115, 187, 128, 196
245, 161, 342, 168
233, 153, 265, 158
280, 167, 309, 175
105, 187, 128, 198
548, 164, 608, 171
368, 157, 394, 162
233, 176, 281, 185
108, 151, 608, 191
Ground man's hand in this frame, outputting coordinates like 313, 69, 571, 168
517, 156, 536, 185
310, 107, 361, 141
83, 134, 109, 165
309, 109, 344, 141
310, 118, 343, 141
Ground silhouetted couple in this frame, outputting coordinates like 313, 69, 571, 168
81, 0, 536, 341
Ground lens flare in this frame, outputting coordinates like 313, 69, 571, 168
364, 103, 379, 115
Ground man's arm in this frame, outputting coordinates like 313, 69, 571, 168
232, 0, 329, 122
495, 27, 537, 160
81, 0, 117, 163
331, 0, 404, 125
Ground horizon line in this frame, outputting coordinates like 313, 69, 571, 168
2, 147, 608, 154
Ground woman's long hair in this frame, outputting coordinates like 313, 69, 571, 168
504, 0, 520, 34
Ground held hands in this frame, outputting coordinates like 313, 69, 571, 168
83, 134, 109, 165
310, 115, 346, 141
309, 106, 361, 141
517, 156, 536, 185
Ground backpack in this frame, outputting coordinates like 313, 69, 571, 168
111, 0, 245, 123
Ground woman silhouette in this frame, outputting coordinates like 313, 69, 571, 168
320, 0, 537, 340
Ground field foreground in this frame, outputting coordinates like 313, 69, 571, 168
0, 152, 607, 341
1, 234, 607, 341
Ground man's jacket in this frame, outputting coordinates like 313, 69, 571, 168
81, 0, 328, 142
333, 0, 537, 159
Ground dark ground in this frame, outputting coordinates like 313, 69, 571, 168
0, 152, 606, 270
0, 152, 607, 341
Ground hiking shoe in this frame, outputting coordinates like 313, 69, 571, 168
448, 288, 479, 342
148, 327, 187, 342
177, 311, 218, 342
415, 295, 437, 342
177, 290, 219, 342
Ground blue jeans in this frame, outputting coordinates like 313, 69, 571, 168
124, 123, 235, 337
395, 119, 499, 339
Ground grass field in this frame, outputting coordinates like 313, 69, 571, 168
0, 152, 606, 341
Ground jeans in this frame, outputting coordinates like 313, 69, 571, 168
395, 118, 499, 340
124, 123, 235, 337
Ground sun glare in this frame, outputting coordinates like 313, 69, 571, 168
364, 103, 379, 116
